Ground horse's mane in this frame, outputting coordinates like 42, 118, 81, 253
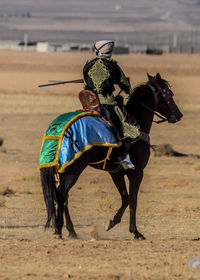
127, 77, 171, 107
129, 83, 147, 99
126, 83, 147, 107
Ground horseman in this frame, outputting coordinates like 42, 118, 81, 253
83, 40, 140, 167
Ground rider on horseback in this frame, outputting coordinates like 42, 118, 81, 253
83, 40, 140, 168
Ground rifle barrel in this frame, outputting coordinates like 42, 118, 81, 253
38, 79, 84, 88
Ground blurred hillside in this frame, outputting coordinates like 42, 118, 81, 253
0, 0, 200, 47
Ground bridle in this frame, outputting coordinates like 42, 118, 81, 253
136, 80, 176, 124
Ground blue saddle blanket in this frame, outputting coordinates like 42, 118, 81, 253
59, 114, 121, 171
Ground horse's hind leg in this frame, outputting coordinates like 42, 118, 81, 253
64, 194, 77, 239
59, 155, 90, 238
55, 194, 64, 238
106, 171, 129, 231
54, 189, 64, 238
64, 190, 78, 238
58, 173, 79, 239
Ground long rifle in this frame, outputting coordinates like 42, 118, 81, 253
38, 78, 84, 88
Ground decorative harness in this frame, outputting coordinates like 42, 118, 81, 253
137, 81, 176, 124
132, 80, 178, 150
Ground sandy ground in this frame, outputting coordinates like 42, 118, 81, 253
0, 51, 200, 280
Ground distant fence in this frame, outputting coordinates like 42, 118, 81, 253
0, 40, 200, 54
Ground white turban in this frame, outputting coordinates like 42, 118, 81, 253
94, 40, 114, 57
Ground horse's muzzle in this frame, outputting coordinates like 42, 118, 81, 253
168, 112, 183, 123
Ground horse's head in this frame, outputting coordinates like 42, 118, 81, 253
147, 73, 183, 123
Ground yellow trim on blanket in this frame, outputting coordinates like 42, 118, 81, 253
58, 141, 121, 173
90, 146, 113, 169
38, 111, 100, 171
43, 135, 61, 140
38, 161, 61, 170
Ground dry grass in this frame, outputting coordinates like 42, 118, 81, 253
0, 199, 6, 207
0, 93, 80, 115
193, 163, 200, 171
0, 187, 15, 196
10, 175, 36, 182
163, 178, 190, 188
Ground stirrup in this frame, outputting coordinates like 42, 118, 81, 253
119, 154, 135, 170
119, 161, 135, 170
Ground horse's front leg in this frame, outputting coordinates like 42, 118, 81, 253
105, 170, 129, 231
128, 169, 145, 240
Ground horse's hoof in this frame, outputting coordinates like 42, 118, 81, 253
68, 232, 78, 239
134, 231, 146, 240
54, 230, 63, 238
53, 233, 63, 240
104, 220, 114, 231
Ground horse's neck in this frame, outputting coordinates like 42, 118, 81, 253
138, 109, 154, 134
127, 85, 154, 134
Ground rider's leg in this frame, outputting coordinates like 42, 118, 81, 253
101, 104, 138, 170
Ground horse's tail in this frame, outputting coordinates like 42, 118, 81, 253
40, 167, 57, 229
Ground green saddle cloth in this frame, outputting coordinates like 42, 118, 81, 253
39, 111, 100, 170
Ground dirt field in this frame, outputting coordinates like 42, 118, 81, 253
0, 51, 200, 280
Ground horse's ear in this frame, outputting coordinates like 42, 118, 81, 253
147, 73, 153, 80
156, 73, 161, 80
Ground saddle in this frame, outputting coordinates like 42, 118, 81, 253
79, 90, 125, 114
79, 90, 101, 112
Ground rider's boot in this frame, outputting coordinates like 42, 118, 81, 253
111, 139, 135, 170
119, 154, 135, 170
118, 139, 135, 170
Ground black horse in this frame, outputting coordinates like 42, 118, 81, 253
40, 73, 183, 240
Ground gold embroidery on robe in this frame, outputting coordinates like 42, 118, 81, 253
88, 59, 110, 92
114, 106, 140, 140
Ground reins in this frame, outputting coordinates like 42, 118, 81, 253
118, 82, 169, 124
135, 98, 168, 124
147, 82, 169, 123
